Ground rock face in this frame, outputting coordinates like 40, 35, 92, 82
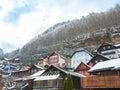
4, 5, 120, 66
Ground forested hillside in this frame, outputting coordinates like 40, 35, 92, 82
5, 5, 120, 66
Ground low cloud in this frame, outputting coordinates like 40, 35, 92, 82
0, 40, 18, 53
0, 0, 120, 53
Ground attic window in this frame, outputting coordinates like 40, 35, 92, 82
95, 60, 98, 63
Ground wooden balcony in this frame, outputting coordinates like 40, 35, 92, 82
81, 75, 120, 89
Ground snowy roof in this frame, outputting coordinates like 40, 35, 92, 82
47, 65, 67, 74
15, 76, 35, 81
33, 65, 86, 81
29, 70, 45, 77
68, 71, 86, 77
114, 44, 120, 47
1, 57, 9, 60
34, 71, 85, 81
7, 82, 16, 89
14, 70, 45, 81
34, 74, 59, 81
71, 48, 93, 58
21, 83, 28, 89
34, 65, 44, 69
76, 48, 84, 52
50, 65, 86, 77
88, 58, 120, 73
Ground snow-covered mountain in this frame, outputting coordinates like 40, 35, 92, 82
4, 5, 120, 66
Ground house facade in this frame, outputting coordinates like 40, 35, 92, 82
87, 53, 110, 67
33, 65, 85, 90
48, 52, 66, 67
27, 65, 43, 75
36, 58, 48, 67
71, 48, 93, 69
81, 58, 120, 89
64, 58, 72, 70
74, 62, 91, 76
11, 65, 43, 79
97, 42, 120, 59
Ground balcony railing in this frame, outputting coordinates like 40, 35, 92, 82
81, 75, 120, 89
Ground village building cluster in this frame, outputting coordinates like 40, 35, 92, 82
0, 42, 120, 90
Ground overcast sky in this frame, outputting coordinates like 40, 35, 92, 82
0, 0, 120, 53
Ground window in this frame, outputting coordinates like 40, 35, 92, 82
103, 47, 106, 50
100, 60, 103, 62
108, 46, 110, 49
95, 60, 98, 63
62, 63, 65, 66
109, 56, 112, 59
119, 54, 120, 58
79, 71, 83, 74
89, 62, 93, 67
117, 50, 119, 53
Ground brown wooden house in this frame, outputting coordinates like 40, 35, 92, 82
33, 65, 85, 90
81, 58, 120, 89
28, 65, 43, 75
11, 70, 29, 79
74, 62, 91, 76
48, 52, 66, 68
97, 42, 120, 59
87, 53, 110, 67
11, 65, 43, 79
11, 65, 44, 90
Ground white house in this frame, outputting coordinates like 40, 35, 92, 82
71, 48, 93, 69
97, 42, 120, 59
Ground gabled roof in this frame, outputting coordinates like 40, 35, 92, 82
34, 74, 59, 81
44, 65, 67, 74
29, 70, 45, 77
19, 65, 85, 81
41, 65, 85, 78
28, 65, 43, 70
71, 48, 93, 58
87, 52, 110, 64
74, 61, 91, 71
48, 51, 67, 60
97, 42, 115, 51
88, 58, 120, 73
115, 44, 120, 48
68, 71, 86, 77
114, 44, 120, 47
1, 57, 9, 60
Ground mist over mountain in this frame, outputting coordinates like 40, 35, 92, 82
4, 4, 120, 66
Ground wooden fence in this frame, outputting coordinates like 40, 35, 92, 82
81, 75, 120, 89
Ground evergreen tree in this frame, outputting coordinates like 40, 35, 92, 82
62, 74, 73, 90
